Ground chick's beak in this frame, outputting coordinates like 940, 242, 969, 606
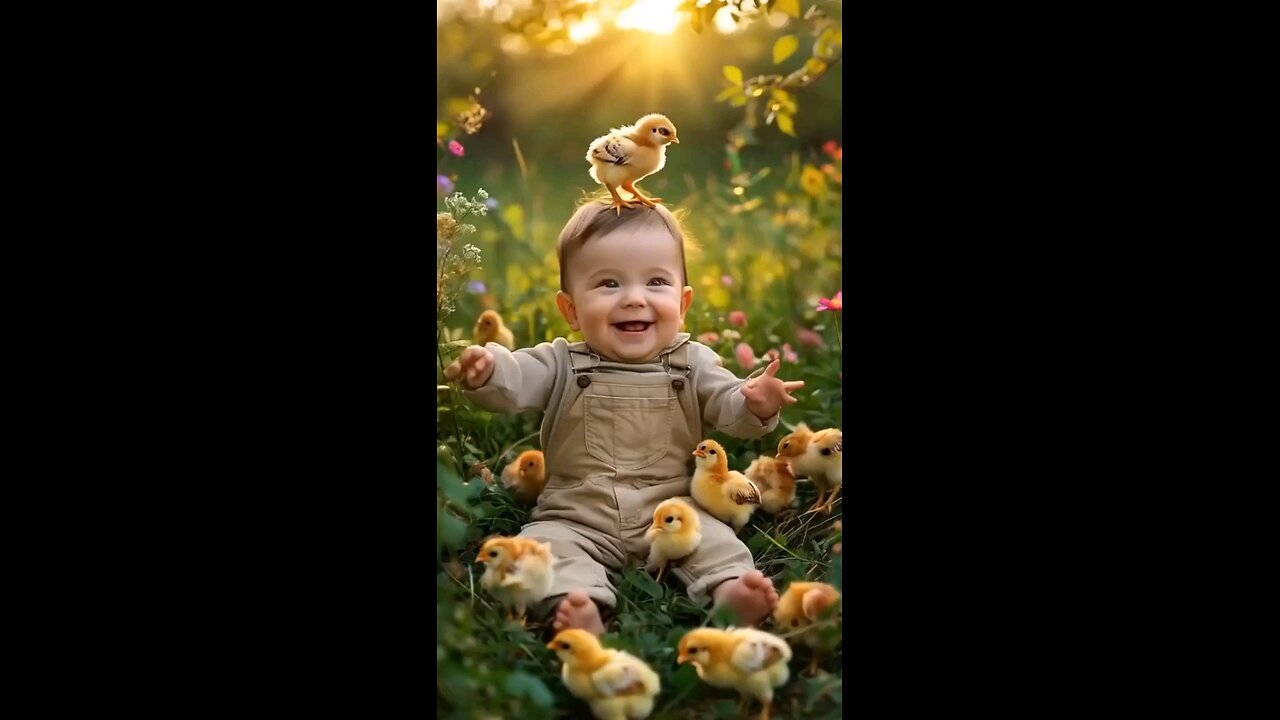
671, 136, 680, 144
546, 641, 558, 650
677, 653, 690, 664
693, 449, 706, 458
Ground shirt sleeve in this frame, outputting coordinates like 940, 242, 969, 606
691, 342, 779, 438
462, 340, 560, 413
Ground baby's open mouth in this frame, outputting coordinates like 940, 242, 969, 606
613, 321, 653, 332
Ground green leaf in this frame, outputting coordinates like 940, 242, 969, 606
776, 112, 796, 136
772, 34, 799, 64
504, 670, 554, 707
777, 0, 800, 17
438, 507, 466, 548
633, 570, 664, 601
723, 65, 743, 86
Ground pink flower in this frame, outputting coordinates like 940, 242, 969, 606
735, 342, 757, 368
697, 331, 720, 344
823, 140, 839, 156
782, 343, 799, 363
449, 140, 465, 157
721, 275, 734, 287
817, 291, 842, 312
729, 310, 748, 327
796, 327, 825, 349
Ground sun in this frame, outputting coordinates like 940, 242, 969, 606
615, 0, 683, 35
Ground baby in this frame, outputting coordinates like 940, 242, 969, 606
451, 202, 804, 634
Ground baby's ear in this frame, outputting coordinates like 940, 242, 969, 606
555, 291, 580, 331
679, 286, 693, 319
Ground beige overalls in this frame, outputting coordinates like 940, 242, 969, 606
466, 333, 774, 617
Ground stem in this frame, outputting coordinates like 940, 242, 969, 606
437, 323, 468, 480
833, 311, 842, 352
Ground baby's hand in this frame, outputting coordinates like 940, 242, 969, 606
444, 345, 495, 389
741, 359, 805, 419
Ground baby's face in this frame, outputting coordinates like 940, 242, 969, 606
557, 227, 692, 363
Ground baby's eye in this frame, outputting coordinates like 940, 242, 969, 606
647, 278, 669, 286
597, 279, 619, 288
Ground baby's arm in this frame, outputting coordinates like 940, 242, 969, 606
694, 344, 794, 438
458, 341, 560, 413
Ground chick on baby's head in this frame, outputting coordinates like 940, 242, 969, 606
634, 113, 679, 146
651, 498, 701, 534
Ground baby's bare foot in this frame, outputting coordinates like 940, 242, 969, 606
712, 570, 779, 626
553, 591, 605, 635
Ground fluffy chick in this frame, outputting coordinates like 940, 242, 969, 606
774, 581, 842, 675
677, 627, 792, 720
776, 424, 843, 513
586, 113, 679, 214
476, 536, 554, 625
743, 456, 797, 515
644, 498, 702, 583
691, 439, 761, 533
474, 309, 515, 350
501, 449, 547, 503
548, 629, 661, 720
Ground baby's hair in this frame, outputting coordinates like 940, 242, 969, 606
555, 201, 700, 292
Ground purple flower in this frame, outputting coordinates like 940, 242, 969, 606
485, 197, 498, 210
437, 174, 454, 193
468, 280, 486, 294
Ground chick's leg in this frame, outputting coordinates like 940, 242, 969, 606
760, 697, 773, 720
654, 563, 667, 583
603, 183, 636, 214
820, 486, 842, 514
809, 490, 828, 512
622, 180, 661, 207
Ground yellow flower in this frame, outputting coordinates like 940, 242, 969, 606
800, 164, 827, 198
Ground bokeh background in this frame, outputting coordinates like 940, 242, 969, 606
437, 2, 843, 717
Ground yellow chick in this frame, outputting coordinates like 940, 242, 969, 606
776, 424, 843, 513
474, 309, 515, 350
743, 456, 798, 515
774, 581, 842, 675
677, 627, 792, 720
501, 449, 547, 504
475, 536, 554, 625
644, 498, 702, 582
548, 629, 662, 720
586, 113, 679, 214
691, 439, 761, 532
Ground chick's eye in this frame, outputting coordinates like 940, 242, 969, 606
665, 516, 674, 523
559, 642, 570, 650
792, 620, 799, 627
783, 441, 790, 448
659, 128, 670, 136
489, 550, 498, 557
821, 448, 832, 456
709, 449, 717, 455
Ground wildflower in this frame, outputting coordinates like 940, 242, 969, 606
762, 348, 780, 364
437, 212, 459, 239
449, 140, 465, 157
722, 329, 741, 341
800, 164, 826, 197
796, 327, 825, 348
729, 310, 748, 327
697, 331, 720, 344
735, 342, 757, 368
485, 197, 498, 210
437, 174, 455, 193
817, 291, 843, 312
721, 275, 734, 287
823, 140, 839, 156
782, 343, 799, 363
468, 280, 487, 294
